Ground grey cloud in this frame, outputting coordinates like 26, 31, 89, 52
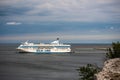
0, 6, 31, 16
0, 0, 120, 22
0, 33, 120, 42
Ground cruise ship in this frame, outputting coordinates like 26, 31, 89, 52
17, 38, 71, 53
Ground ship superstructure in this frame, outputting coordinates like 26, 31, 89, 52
17, 38, 71, 53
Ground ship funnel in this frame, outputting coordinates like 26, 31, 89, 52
57, 38, 59, 40
51, 38, 59, 44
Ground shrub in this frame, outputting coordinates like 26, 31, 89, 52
106, 41, 120, 59
77, 64, 100, 80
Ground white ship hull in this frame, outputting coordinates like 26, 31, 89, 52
17, 48, 71, 53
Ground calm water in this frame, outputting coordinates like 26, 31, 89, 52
0, 44, 109, 80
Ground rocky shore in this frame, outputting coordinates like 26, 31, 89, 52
96, 58, 120, 80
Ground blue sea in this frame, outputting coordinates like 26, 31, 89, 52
0, 43, 110, 80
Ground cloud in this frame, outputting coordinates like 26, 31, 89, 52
6, 22, 22, 25
110, 27, 114, 30
0, 0, 120, 22
0, 32, 120, 43
0, 0, 120, 43
89, 30, 100, 33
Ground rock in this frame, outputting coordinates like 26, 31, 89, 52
96, 58, 120, 80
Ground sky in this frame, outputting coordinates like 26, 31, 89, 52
0, 0, 120, 43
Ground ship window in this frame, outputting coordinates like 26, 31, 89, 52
46, 50, 50, 51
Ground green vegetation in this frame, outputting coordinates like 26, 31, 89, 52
106, 41, 120, 59
77, 41, 120, 80
77, 64, 100, 80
